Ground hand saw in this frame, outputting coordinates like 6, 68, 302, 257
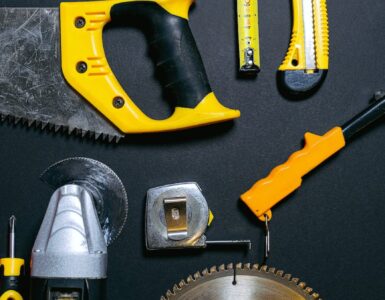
0, 1, 240, 142
241, 91, 385, 221
278, 0, 329, 96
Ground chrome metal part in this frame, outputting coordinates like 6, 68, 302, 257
162, 263, 321, 300
302, 0, 316, 70
146, 182, 209, 250
164, 197, 188, 241
264, 214, 270, 262
0, 8, 124, 142
205, 240, 251, 249
8, 215, 15, 258
40, 157, 128, 245
31, 184, 107, 279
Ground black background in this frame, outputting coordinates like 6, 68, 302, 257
0, 0, 385, 299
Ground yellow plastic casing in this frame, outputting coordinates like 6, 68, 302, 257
0, 290, 23, 300
60, 0, 240, 134
0, 258, 24, 299
241, 127, 346, 221
279, 0, 329, 71
0, 258, 24, 276
237, 0, 260, 68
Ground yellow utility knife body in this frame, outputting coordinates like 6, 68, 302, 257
278, 0, 329, 95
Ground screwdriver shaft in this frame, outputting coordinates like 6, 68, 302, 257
9, 216, 15, 259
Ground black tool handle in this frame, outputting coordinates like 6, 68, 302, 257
110, 2, 212, 108
342, 92, 385, 142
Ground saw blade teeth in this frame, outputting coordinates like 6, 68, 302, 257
298, 281, 307, 289
312, 292, 320, 299
172, 284, 180, 294
41, 121, 49, 129
218, 264, 225, 271
178, 279, 186, 288
260, 265, 268, 272
193, 272, 201, 280
291, 277, 300, 284
28, 119, 35, 127
276, 270, 284, 277
244, 263, 251, 270
209, 266, 217, 274
226, 263, 233, 270
201, 268, 209, 276
94, 132, 102, 140
165, 290, 174, 298
160, 296, 167, 300
252, 263, 259, 270
236, 263, 242, 270
268, 267, 276, 274
305, 287, 313, 294
186, 275, 194, 283
284, 273, 292, 280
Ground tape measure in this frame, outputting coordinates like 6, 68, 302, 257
237, 0, 260, 74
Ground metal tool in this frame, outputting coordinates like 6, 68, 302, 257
146, 182, 251, 250
241, 91, 385, 221
0, 216, 25, 300
278, 0, 329, 95
237, 0, 260, 74
161, 263, 321, 299
0, 2, 240, 142
30, 157, 128, 299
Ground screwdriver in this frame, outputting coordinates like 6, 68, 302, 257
0, 216, 24, 300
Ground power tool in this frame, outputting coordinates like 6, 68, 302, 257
0, 216, 25, 300
0, 1, 240, 142
278, 0, 329, 96
30, 157, 128, 299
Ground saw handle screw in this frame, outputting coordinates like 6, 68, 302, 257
76, 61, 87, 73
75, 17, 86, 28
113, 97, 125, 109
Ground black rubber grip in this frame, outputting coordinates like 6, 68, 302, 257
110, 2, 212, 108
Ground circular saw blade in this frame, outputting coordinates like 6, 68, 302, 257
40, 157, 128, 246
162, 263, 321, 300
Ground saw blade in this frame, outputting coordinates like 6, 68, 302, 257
162, 263, 321, 300
40, 157, 128, 245
302, 0, 316, 70
0, 8, 124, 142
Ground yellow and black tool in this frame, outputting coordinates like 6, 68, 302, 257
0, 0, 240, 142
241, 91, 385, 221
278, 0, 329, 95
237, 0, 260, 74
0, 216, 24, 300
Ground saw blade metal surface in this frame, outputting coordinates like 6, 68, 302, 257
0, 8, 124, 142
162, 263, 321, 300
302, 0, 316, 70
40, 157, 128, 245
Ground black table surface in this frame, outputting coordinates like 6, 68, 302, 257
0, 0, 385, 299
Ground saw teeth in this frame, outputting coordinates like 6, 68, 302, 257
276, 270, 284, 277
162, 263, 322, 300
260, 265, 268, 272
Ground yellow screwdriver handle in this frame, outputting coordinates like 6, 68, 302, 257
0, 290, 23, 300
241, 127, 345, 221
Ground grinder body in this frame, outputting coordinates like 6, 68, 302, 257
30, 185, 107, 300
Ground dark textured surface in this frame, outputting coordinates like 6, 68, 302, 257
0, 0, 384, 299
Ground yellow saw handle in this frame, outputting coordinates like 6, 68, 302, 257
241, 127, 345, 221
61, 0, 240, 134
278, 0, 329, 95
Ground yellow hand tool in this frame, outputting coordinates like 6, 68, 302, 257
278, 0, 329, 95
0, 216, 24, 300
237, 0, 260, 74
0, 1, 240, 142
241, 91, 385, 221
